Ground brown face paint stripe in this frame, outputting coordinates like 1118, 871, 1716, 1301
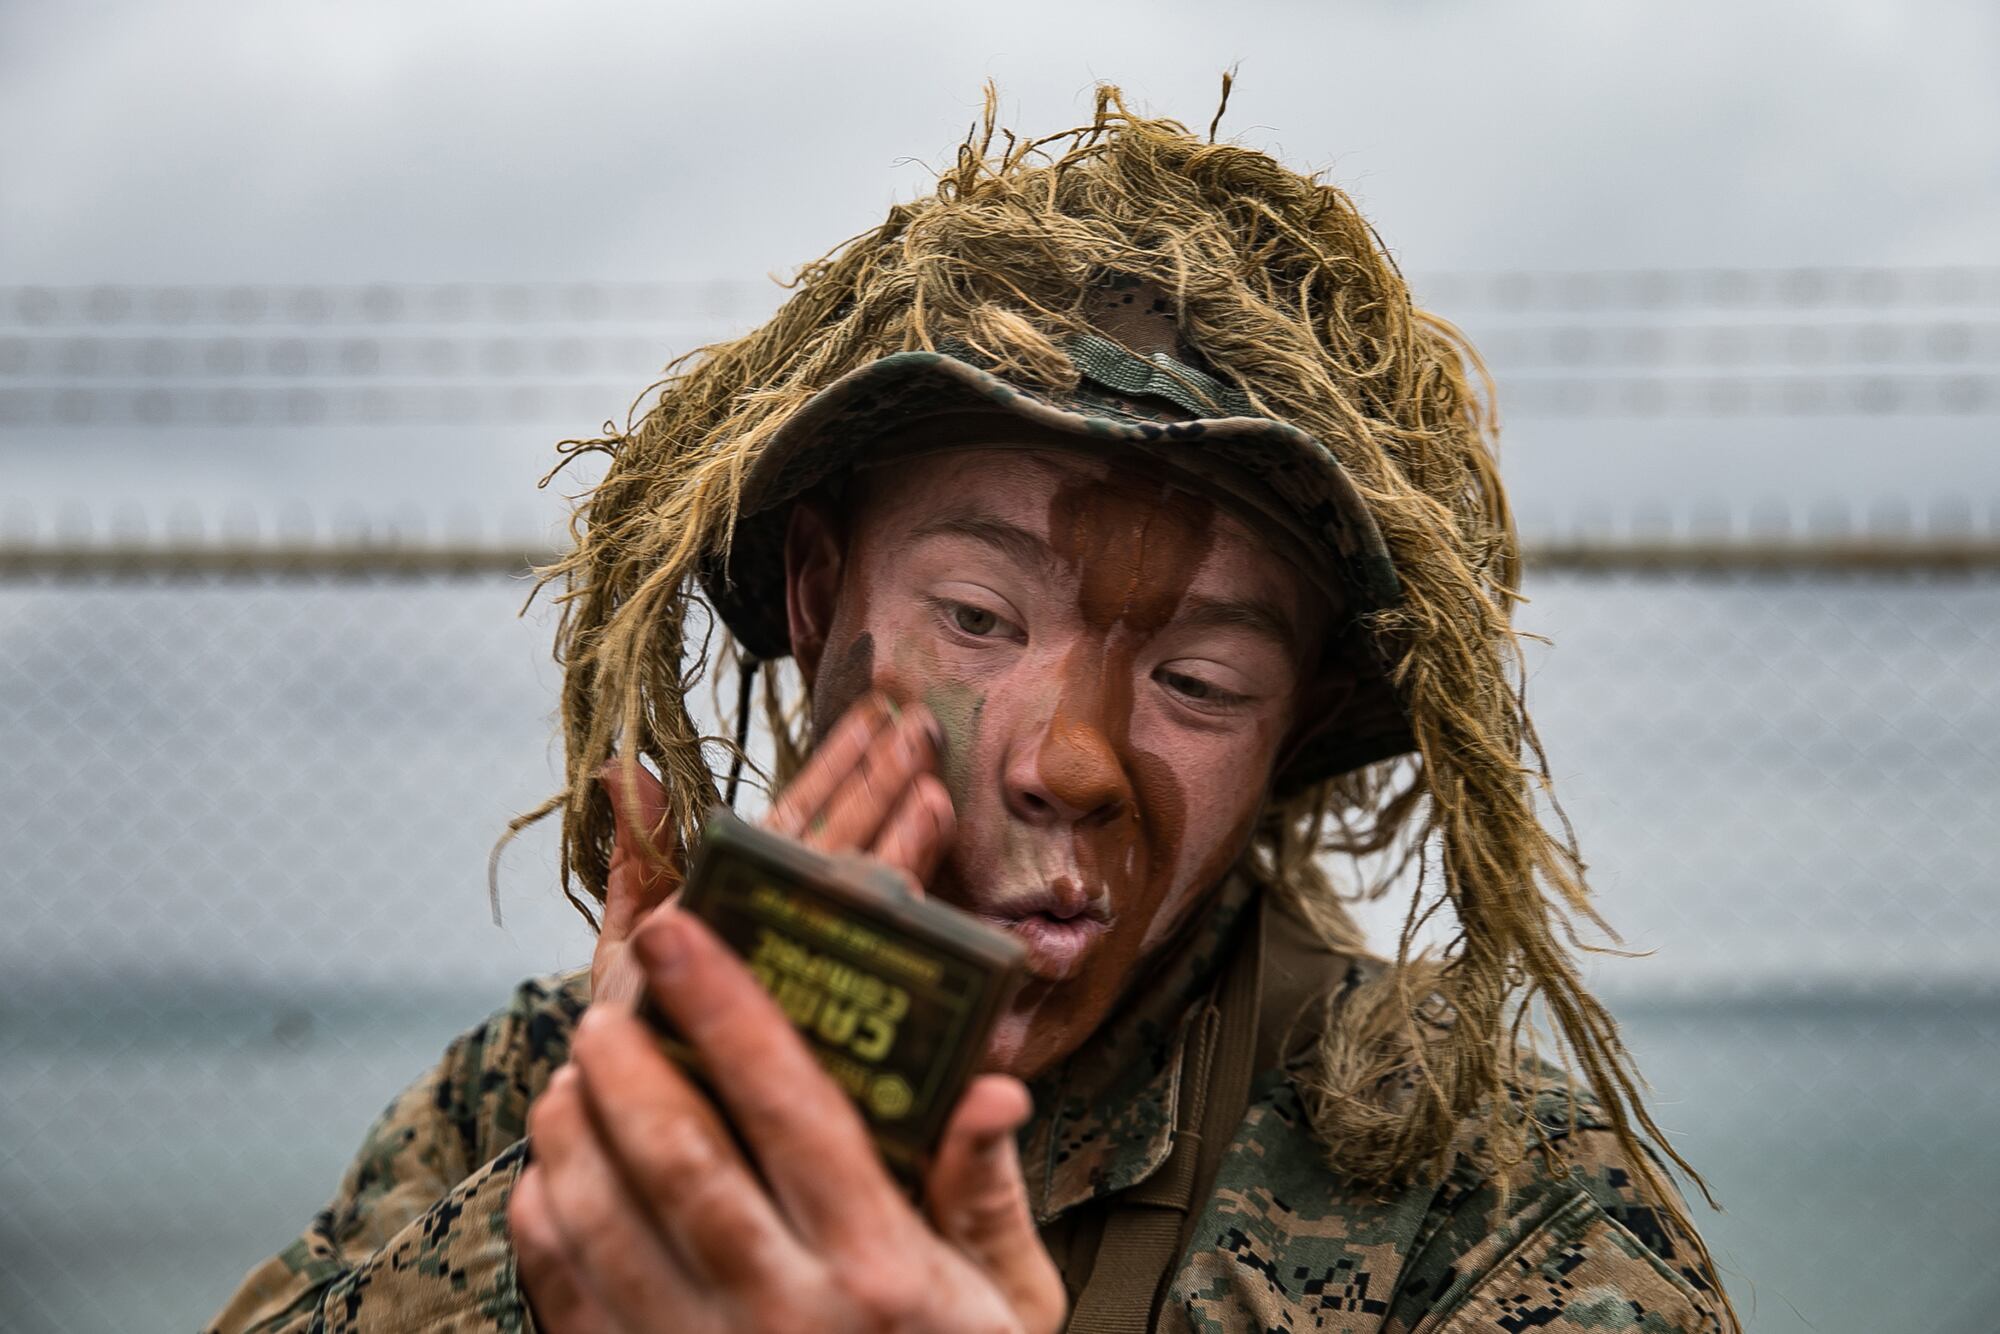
1041, 464, 1216, 996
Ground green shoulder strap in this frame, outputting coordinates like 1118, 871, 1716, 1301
1063, 895, 1264, 1333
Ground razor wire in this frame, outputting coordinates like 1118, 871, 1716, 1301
7, 270, 2000, 423
8, 374, 1999, 425
7, 268, 2000, 326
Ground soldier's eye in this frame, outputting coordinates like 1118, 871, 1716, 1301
952, 604, 1002, 636
1157, 667, 1251, 709
928, 594, 1023, 645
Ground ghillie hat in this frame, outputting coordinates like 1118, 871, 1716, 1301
520, 81, 1728, 1316
696, 272, 1413, 792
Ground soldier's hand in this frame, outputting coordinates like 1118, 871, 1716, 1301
761, 689, 955, 891
589, 756, 682, 1010
511, 908, 1065, 1334
587, 690, 954, 1007
515, 693, 1057, 1331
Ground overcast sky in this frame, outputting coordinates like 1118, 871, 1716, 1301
6, 0, 1996, 278
3, 0, 1996, 527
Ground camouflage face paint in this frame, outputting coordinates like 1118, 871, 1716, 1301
920, 680, 984, 802
1034, 464, 1226, 1038
810, 631, 874, 744
799, 447, 1309, 1081
1046, 468, 1217, 869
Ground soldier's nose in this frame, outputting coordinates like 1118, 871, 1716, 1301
1006, 713, 1131, 827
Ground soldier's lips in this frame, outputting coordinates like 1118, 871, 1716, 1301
972, 900, 1111, 982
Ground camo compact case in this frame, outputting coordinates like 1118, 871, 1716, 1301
640, 806, 1026, 1191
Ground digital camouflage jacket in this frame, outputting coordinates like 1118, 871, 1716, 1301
207, 881, 1725, 1333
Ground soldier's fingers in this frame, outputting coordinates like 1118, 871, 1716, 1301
806, 706, 943, 854
528, 1066, 714, 1328
598, 756, 680, 944
566, 1004, 822, 1294
630, 909, 909, 1247
868, 771, 956, 893
765, 693, 893, 837
508, 1164, 623, 1334
925, 1076, 1066, 1334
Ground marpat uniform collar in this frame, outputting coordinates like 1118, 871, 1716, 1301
1019, 870, 1256, 1224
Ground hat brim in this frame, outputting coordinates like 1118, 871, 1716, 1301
698, 350, 1413, 791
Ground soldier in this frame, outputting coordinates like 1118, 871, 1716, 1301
209, 85, 1735, 1333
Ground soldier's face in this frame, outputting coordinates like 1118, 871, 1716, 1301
786, 447, 1324, 1079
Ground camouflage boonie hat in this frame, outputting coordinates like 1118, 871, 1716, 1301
700, 276, 1414, 791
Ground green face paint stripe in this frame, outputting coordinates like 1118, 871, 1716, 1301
921, 681, 986, 804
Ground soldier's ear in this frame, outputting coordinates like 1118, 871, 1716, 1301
783, 498, 846, 689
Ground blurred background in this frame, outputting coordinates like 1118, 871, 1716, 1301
2, 2, 1996, 1330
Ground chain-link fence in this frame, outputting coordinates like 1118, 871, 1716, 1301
1, 532, 1993, 1333
4, 267, 1997, 1332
